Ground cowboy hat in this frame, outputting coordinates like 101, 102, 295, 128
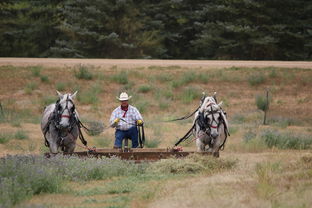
116, 92, 132, 101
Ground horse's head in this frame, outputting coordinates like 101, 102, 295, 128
198, 96, 224, 139
55, 91, 77, 129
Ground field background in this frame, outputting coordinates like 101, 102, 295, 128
0, 59, 311, 208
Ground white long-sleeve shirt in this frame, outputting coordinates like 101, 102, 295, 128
109, 105, 143, 130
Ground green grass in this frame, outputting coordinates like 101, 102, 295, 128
138, 85, 152, 93
134, 100, 150, 114
0, 132, 13, 144
248, 73, 266, 86
94, 136, 111, 147
77, 83, 102, 104
24, 82, 38, 94
145, 138, 161, 148
14, 130, 28, 140
180, 86, 201, 104
255, 162, 281, 199
30, 66, 42, 77
74, 65, 93, 80
41, 96, 57, 106
111, 72, 129, 84
40, 75, 49, 83
0, 153, 237, 207
55, 82, 66, 91
261, 129, 312, 149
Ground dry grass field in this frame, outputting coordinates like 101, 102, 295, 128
0, 59, 311, 208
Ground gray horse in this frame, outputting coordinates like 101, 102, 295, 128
193, 95, 229, 157
41, 91, 87, 153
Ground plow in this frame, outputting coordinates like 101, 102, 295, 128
45, 146, 211, 162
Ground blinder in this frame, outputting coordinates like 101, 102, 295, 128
197, 108, 223, 136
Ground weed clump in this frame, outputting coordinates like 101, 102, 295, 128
74, 65, 93, 80
261, 130, 312, 149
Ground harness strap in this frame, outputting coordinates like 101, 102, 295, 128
174, 122, 196, 146
166, 106, 199, 122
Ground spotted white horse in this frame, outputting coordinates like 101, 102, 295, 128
41, 91, 87, 153
193, 94, 229, 157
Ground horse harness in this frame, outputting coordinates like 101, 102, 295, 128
175, 104, 229, 149
43, 96, 88, 150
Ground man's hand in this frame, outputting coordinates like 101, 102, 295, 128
114, 118, 120, 124
137, 120, 143, 126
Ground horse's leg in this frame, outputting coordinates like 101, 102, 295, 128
47, 124, 60, 153
64, 143, 76, 153
46, 134, 59, 153
196, 138, 205, 152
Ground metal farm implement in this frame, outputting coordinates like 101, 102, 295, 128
54, 147, 211, 162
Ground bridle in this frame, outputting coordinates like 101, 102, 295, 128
197, 104, 221, 134
54, 95, 77, 130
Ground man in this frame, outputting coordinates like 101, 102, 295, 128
110, 92, 143, 148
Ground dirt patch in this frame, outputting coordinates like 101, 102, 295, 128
0, 58, 312, 69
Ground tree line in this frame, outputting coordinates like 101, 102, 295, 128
0, 0, 310, 60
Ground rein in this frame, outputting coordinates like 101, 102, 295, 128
166, 106, 200, 122
43, 97, 88, 149
119, 118, 145, 148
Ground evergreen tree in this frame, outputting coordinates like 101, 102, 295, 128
0, 0, 61, 57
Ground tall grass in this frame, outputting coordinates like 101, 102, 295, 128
0, 132, 13, 144
0, 103, 38, 124
77, 83, 102, 104
180, 86, 201, 104
111, 72, 129, 84
55, 82, 66, 91
145, 138, 161, 148
14, 130, 28, 140
0, 155, 144, 207
94, 136, 111, 147
248, 73, 266, 86
171, 72, 196, 88
74, 65, 93, 80
255, 162, 280, 199
39, 75, 49, 83
41, 96, 57, 107
24, 82, 38, 94
138, 85, 152, 93
0, 153, 237, 207
30, 66, 42, 77
261, 130, 312, 149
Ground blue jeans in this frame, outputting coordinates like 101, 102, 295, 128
114, 127, 138, 148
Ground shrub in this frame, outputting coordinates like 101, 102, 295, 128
138, 85, 152, 93
256, 95, 269, 112
30, 66, 42, 77
55, 82, 66, 91
248, 73, 266, 86
40, 75, 49, 83
261, 130, 312, 149
111, 72, 128, 84
0, 155, 63, 207
74, 65, 93, 80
